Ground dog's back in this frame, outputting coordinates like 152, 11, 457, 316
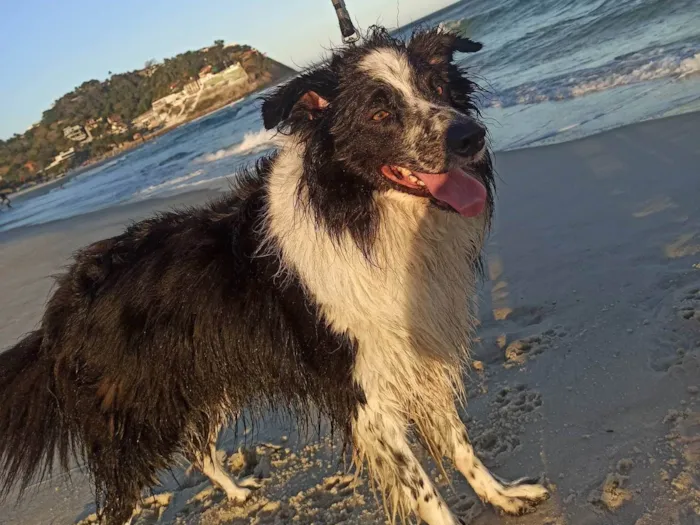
0, 169, 263, 521
0, 161, 360, 522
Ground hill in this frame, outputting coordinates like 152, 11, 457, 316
0, 41, 295, 193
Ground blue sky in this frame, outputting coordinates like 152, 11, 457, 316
0, 0, 453, 139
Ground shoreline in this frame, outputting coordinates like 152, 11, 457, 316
1, 109, 698, 239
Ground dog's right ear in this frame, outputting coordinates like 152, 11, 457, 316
262, 67, 337, 130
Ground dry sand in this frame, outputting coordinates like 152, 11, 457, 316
1, 112, 699, 524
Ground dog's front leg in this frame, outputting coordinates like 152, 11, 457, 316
421, 408, 549, 516
352, 400, 463, 525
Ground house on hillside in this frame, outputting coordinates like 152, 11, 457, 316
107, 115, 128, 135
183, 79, 202, 96
152, 92, 185, 115
199, 65, 213, 79
132, 110, 162, 130
201, 62, 248, 89
63, 125, 88, 142
85, 118, 102, 130
46, 148, 75, 170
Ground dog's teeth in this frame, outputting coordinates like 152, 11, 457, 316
397, 167, 412, 176
408, 174, 420, 184
416, 179, 426, 187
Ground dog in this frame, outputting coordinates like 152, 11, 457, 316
0, 27, 548, 525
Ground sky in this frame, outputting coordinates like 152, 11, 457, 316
0, 0, 455, 139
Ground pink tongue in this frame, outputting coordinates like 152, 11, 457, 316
413, 168, 487, 217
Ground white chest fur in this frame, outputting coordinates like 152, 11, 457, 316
264, 143, 487, 408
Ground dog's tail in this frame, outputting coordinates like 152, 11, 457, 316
0, 330, 72, 499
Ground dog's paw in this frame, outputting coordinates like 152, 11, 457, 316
224, 476, 262, 504
238, 475, 263, 489
225, 486, 253, 504
490, 482, 550, 515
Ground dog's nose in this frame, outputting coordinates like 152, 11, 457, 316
446, 121, 486, 157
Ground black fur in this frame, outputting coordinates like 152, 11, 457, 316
0, 159, 364, 523
0, 27, 494, 524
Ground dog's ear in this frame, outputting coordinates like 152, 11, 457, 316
409, 30, 482, 65
261, 67, 337, 130
453, 37, 483, 54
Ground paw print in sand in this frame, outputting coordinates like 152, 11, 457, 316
471, 385, 543, 463
677, 288, 700, 322
504, 327, 567, 367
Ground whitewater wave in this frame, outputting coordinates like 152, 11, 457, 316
196, 129, 277, 164
137, 170, 204, 196
490, 50, 700, 108
171, 173, 231, 190
131, 172, 235, 201
438, 17, 473, 36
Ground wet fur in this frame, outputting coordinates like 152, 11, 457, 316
0, 27, 549, 525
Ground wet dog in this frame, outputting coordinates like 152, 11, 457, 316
0, 27, 548, 524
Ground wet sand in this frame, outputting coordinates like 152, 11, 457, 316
1, 112, 699, 524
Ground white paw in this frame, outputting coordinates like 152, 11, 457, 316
489, 482, 549, 515
226, 486, 252, 504
238, 475, 263, 489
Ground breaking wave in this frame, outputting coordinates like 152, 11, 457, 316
196, 128, 277, 163
137, 170, 204, 196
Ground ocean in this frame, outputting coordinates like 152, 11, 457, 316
1, 0, 698, 233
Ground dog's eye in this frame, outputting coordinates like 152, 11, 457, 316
372, 110, 390, 122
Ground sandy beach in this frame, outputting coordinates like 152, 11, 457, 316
1, 112, 698, 525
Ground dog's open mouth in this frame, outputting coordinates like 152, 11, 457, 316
381, 165, 487, 217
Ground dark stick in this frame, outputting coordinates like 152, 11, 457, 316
331, 0, 359, 44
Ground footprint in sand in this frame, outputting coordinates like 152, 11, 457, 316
254, 473, 363, 524
446, 492, 482, 522
650, 348, 688, 373
505, 305, 552, 327
503, 327, 568, 367
80, 494, 173, 525
470, 385, 543, 463
677, 287, 700, 322
588, 459, 636, 512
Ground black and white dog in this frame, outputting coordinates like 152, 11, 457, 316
0, 27, 548, 525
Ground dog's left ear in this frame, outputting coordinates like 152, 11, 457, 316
261, 67, 337, 130
453, 37, 483, 54
409, 30, 482, 65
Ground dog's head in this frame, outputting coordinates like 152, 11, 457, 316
263, 27, 493, 228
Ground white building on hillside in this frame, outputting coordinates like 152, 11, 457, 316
183, 79, 202, 96
201, 63, 248, 88
63, 125, 88, 142
46, 148, 76, 170
152, 92, 185, 114
132, 110, 165, 130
